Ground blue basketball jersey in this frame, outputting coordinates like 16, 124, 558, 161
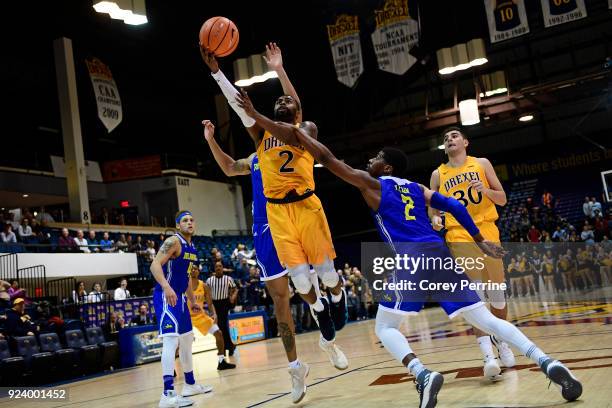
155, 233, 197, 295
251, 155, 267, 224
373, 176, 442, 243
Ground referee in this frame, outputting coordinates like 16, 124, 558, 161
206, 260, 238, 355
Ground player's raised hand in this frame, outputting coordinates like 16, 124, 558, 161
236, 89, 256, 117
199, 44, 219, 73
475, 240, 507, 259
431, 215, 444, 231
468, 179, 485, 193
263, 42, 283, 71
202, 120, 215, 142
163, 285, 178, 307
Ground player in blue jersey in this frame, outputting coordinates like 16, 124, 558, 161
289, 128, 582, 408
151, 211, 213, 408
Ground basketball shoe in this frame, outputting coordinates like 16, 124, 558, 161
415, 369, 444, 408
541, 359, 583, 401
491, 335, 516, 367
288, 361, 309, 403
181, 383, 213, 397
319, 335, 348, 370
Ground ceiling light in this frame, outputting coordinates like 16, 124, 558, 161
93, 0, 147, 25
436, 47, 455, 75
233, 53, 277, 87
438, 144, 445, 150
314, 163, 323, 168
519, 114, 534, 122
459, 99, 480, 126
22, 194, 29, 198
467, 39, 488, 67
451, 44, 471, 72
480, 70, 507, 97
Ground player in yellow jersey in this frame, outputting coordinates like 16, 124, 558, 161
187, 265, 236, 371
430, 126, 516, 381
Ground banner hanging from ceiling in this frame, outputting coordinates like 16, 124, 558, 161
370, 0, 419, 75
484, 0, 530, 43
327, 14, 364, 88
85, 57, 123, 132
540, 0, 587, 27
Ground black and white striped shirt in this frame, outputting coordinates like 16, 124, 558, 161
206, 275, 235, 300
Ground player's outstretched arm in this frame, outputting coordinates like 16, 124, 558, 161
150, 236, 181, 306
263, 42, 303, 123
428, 169, 444, 231
236, 90, 305, 146
420, 185, 505, 258
202, 120, 253, 177
199, 46, 264, 146
473, 158, 507, 206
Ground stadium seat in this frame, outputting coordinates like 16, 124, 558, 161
14, 336, 55, 384
65, 329, 100, 374
0, 339, 25, 386
39, 333, 79, 379
85, 327, 119, 370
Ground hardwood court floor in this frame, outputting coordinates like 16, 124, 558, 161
4, 298, 612, 408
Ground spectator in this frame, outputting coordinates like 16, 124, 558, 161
35, 207, 55, 225
73, 230, 90, 253
583, 197, 593, 218
17, 219, 33, 241
231, 243, 254, 262
87, 282, 105, 303
115, 234, 129, 252
145, 240, 156, 262
235, 258, 250, 283
100, 232, 114, 252
580, 225, 595, 244
0, 224, 17, 243
552, 226, 568, 242
102, 311, 125, 341
88, 230, 100, 252
527, 225, 541, 243
0, 280, 10, 310
72, 281, 87, 303
5, 298, 37, 337
58, 228, 77, 252
154, 234, 165, 252
130, 235, 145, 254
211, 251, 233, 274
591, 196, 603, 218
246, 267, 263, 310
541, 190, 554, 209
130, 303, 155, 326
8, 280, 26, 302
113, 278, 131, 300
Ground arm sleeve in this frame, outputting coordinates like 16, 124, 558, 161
429, 192, 480, 237
211, 70, 256, 128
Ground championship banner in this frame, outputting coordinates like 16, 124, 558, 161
540, 0, 587, 27
484, 0, 530, 43
327, 15, 364, 88
370, 0, 419, 75
85, 57, 123, 132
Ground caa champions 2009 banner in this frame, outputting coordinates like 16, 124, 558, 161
484, 0, 530, 43
327, 15, 364, 88
370, 0, 419, 75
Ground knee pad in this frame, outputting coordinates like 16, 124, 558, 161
289, 263, 312, 294
315, 258, 339, 288
488, 289, 506, 310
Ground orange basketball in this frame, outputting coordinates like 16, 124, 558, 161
199, 17, 239, 57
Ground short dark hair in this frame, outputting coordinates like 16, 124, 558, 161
278, 94, 301, 111
381, 147, 408, 177
441, 126, 467, 140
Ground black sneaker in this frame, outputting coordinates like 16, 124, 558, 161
310, 297, 336, 341
541, 359, 582, 401
217, 359, 236, 370
329, 288, 348, 331
415, 369, 444, 408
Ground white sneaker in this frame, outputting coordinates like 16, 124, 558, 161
176, 395, 194, 407
159, 391, 179, 408
491, 336, 516, 368
288, 362, 309, 404
483, 357, 502, 381
319, 335, 348, 370
181, 383, 213, 397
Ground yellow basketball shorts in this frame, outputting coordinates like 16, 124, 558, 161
191, 313, 217, 335
446, 222, 505, 283
266, 194, 336, 269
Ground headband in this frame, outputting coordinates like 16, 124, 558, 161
175, 211, 192, 225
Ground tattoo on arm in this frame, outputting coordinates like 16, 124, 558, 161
231, 158, 250, 173
159, 237, 176, 255
278, 322, 295, 354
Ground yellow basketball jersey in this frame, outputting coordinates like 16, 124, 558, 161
188, 280, 206, 309
256, 126, 315, 199
437, 156, 498, 229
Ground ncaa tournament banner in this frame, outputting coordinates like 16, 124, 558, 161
370, 0, 419, 75
484, 0, 530, 43
327, 14, 364, 88
85, 57, 123, 132
540, 0, 587, 27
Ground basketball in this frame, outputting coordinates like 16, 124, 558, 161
199, 16, 239, 57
